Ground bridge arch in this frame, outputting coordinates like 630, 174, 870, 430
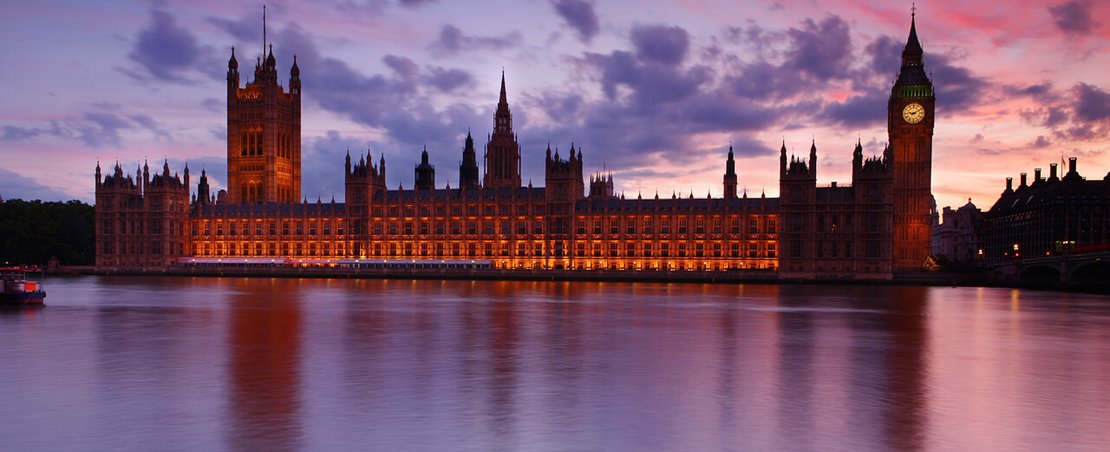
1018, 265, 1061, 286
1069, 261, 1110, 290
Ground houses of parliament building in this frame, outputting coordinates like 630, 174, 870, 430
94, 16, 935, 279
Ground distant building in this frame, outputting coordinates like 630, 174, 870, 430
981, 158, 1110, 263
932, 199, 982, 266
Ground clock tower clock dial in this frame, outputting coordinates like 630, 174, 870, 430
902, 103, 925, 124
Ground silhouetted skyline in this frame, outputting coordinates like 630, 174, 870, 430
2, 0, 1108, 210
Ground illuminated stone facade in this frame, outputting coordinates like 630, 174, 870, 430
93, 16, 935, 277
95, 45, 777, 271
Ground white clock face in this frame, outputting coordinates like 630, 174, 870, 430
903, 103, 925, 124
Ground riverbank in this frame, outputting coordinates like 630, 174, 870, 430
61, 265, 1011, 288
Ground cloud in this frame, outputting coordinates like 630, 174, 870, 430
550, 0, 600, 43
1049, 1, 1098, 36
784, 16, 854, 80
1073, 83, 1110, 122
0, 168, 79, 202
0, 108, 174, 149
630, 24, 689, 66
128, 114, 173, 142
126, 10, 215, 84
398, 0, 438, 7
206, 15, 257, 43
430, 24, 521, 56
1030, 135, 1051, 148
821, 88, 889, 127
424, 67, 474, 92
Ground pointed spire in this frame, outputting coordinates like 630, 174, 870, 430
262, 4, 267, 61
498, 69, 508, 106
291, 54, 300, 78
906, 4, 922, 55
228, 46, 238, 71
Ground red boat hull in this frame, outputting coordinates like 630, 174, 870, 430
0, 291, 46, 306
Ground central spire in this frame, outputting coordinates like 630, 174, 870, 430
499, 70, 507, 106
484, 71, 522, 189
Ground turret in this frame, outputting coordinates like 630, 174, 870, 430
809, 139, 818, 180
779, 141, 787, 176
227, 47, 240, 94
415, 146, 436, 190
196, 169, 211, 206
459, 130, 480, 190
290, 55, 301, 94
723, 145, 738, 199
853, 139, 863, 168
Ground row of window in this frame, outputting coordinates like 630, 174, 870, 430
194, 239, 777, 259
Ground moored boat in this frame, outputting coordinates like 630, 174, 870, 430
0, 267, 46, 306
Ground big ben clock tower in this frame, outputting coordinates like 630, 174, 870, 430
889, 11, 935, 273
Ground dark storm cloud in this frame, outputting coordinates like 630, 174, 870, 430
1049, 0, 1098, 35
630, 24, 689, 66
1073, 83, 1110, 122
550, 0, 600, 43
430, 25, 521, 56
127, 10, 215, 84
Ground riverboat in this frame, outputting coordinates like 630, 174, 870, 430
0, 267, 46, 306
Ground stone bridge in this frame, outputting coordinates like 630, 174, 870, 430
993, 252, 1110, 290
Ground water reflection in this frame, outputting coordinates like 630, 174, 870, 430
1, 277, 1109, 451
226, 278, 303, 452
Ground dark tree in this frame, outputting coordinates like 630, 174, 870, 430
0, 199, 95, 266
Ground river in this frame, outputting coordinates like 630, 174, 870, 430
1, 276, 1108, 451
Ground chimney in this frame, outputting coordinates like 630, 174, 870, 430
1034, 168, 1042, 182
1069, 157, 1077, 175
1006, 177, 1013, 192
1020, 173, 1027, 188
1050, 163, 1058, 180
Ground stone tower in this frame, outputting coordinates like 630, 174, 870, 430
723, 145, 738, 199
226, 35, 302, 204
889, 13, 935, 272
483, 72, 522, 189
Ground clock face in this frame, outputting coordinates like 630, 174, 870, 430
903, 103, 925, 124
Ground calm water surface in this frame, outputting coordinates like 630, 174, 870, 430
1, 276, 1108, 451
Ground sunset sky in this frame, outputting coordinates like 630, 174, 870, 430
1, 0, 1108, 212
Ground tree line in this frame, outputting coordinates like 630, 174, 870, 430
0, 199, 95, 266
